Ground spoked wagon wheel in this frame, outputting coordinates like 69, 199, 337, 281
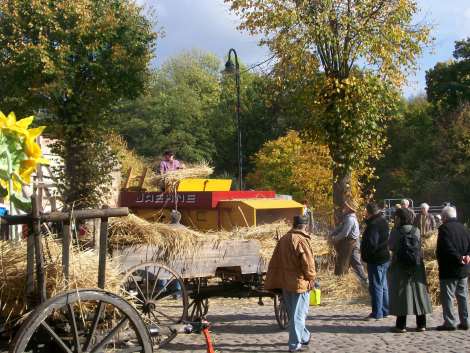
121, 262, 188, 349
10, 289, 152, 353
274, 294, 289, 330
187, 298, 209, 321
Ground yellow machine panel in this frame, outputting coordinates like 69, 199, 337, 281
218, 199, 303, 230
177, 178, 232, 192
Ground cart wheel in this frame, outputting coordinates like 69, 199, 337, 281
121, 262, 188, 349
10, 289, 152, 353
187, 298, 209, 321
274, 294, 289, 330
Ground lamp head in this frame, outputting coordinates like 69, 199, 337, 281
224, 58, 236, 74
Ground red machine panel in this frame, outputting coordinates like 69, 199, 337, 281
119, 190, 276, 209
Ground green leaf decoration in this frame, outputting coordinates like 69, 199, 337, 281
10, 193, 32, 212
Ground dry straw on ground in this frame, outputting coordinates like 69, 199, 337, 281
0, 238, 121, 326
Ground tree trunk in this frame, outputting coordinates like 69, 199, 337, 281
333, 167, 352, 225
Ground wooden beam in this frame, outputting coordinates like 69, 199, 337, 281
137, 168, 148, 189
122, 167, 132, 189
3, 207, 129, 224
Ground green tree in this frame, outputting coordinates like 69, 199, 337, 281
373, 96, 436, 199
114, 50, 221, 163
426, 37, 470, 114
211, 71, 290, 177
0, 0, 156, 207
227, 0, 430, 220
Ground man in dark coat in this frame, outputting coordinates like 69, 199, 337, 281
436, 206, 470, 330
361, 202, 390, 320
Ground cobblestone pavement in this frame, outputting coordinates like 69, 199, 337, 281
158, 298, 469, 353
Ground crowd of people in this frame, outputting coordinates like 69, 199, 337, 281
265, 200, 470, 352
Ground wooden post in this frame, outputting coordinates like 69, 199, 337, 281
0, 218, 8, 240
26, 222, 35, 308
98, 206, 109, 289
36, 164, 44, 212
32, 195, 46, 303
62, 220, 71, 284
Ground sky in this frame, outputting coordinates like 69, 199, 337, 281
140, 0, 470, 98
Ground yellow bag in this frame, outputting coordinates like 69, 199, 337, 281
309, 288, 321, 306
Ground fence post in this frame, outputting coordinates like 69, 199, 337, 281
97, 206, 109, 289
62, 220, 71, 284
32, 194, 46, 303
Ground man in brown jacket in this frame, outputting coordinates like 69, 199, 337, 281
265, 215, 316, 352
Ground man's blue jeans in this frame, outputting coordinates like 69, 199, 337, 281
282, 290, 310, 350
367, 262, 390, 319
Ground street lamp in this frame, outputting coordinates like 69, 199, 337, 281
224, 48, 243, 190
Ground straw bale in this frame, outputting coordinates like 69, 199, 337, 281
0, 238, 121, 326
422, 232, 440, 305
149, 162, 213, 192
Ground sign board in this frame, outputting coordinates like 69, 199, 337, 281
119, 190, 276, 209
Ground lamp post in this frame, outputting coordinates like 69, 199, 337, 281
224, 48, 243, 190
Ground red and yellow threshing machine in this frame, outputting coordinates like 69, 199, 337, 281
119, 178, 303, 230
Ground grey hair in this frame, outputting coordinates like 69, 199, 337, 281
420, 203, 429, 210
442, 206, 457, 219
401, 199, 410, 207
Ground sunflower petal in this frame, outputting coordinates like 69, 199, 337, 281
6, 112, 17, 127
16, 116, 34, 129
27, 126, 46, 139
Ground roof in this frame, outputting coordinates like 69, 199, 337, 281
221, 199, 304, 210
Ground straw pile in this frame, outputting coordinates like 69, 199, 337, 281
318, 271, 368, 305
108, 214, 212, 262
149, 162, 214, 192
0, 239, 122, 327
422, 231, 440, 305
108, 215, 332, 265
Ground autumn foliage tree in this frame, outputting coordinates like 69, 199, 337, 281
0, 0, 156, 207
247, 131, 333, 209
227, 0, 431, 220
247, 131, 367, 223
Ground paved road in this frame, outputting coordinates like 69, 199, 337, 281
159, 298, 469, 353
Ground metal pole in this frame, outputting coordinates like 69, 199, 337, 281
228, 48, 243, 190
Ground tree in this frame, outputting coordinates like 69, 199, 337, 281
426, 38, 470, 114
0, 0, 156, 207
226, 0, 430, 220
211, 70, 290, 177
247, 130, 367, 224
114, 50, 220, 163
373, 96, 436, 199
247, 131, 333, 209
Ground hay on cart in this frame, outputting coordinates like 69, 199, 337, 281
149, 162, 213, 192
0, 238, 121, 327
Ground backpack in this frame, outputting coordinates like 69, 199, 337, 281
396, 227, 421, 267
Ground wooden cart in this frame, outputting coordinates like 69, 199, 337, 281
116, 237, 290, 349
2, 198, 153, 353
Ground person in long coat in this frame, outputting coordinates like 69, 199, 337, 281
388, 208, 432, 332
